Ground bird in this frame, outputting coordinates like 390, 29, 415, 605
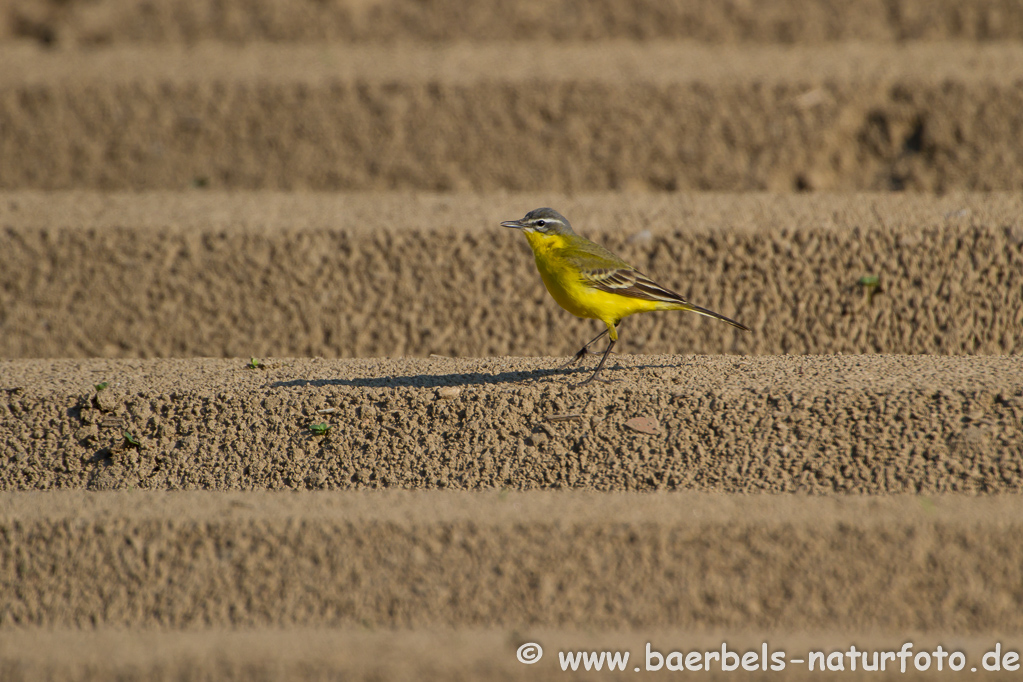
501, 207, 750, 386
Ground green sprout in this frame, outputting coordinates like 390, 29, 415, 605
858, 275, 881, 304
309, 423, 331, 436
123, 431, 140, 448
858, 275, 880, 287
248, 357, 261, 369
95, 381, 109, 391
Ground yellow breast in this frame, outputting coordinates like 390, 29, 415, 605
522, 231, 661, 325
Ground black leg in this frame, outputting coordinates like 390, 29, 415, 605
575, 338, 616, 386
559, 327, 610, 369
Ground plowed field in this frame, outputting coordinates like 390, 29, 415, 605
1, 1, 1022, 679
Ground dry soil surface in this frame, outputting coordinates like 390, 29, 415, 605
2, 491, 1023, 680
2, 192, 1022, 359
3, 43, 1023, 192
3, 1, 1023, 679
3, 354, 1021, 678
2, 355, 1022, 493
6, 0, 1023, 44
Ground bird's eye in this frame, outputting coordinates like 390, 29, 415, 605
536, 220, 546, 227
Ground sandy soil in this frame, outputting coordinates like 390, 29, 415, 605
2, 492, 1023, 679
4, 628, 1022, 681
2, 2, 1023, 679
2, 355, 1021, 493
2, 192, 1022, 359
3, 43, 1023, 192
3, 491, 1023, 629
5, 0, 1023, 44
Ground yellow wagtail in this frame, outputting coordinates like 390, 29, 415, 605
502, 207, 751, 385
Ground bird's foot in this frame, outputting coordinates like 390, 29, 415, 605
561, 348, 619, 370
559, 347, 600, 370
572, 374, 614, 388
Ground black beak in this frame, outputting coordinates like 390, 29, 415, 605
501, 219, 525, 229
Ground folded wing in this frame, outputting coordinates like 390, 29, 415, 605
583, 267, 689, 304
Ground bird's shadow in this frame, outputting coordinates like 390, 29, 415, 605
270, 359, 674, 389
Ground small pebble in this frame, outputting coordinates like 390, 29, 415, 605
625, 416, 661, 435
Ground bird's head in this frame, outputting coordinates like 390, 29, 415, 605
500, 208, 575, 236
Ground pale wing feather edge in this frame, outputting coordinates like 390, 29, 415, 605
583, 267, 689, 304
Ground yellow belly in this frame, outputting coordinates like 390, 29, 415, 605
526, 231, 663, 327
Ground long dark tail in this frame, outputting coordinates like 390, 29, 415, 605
682, 303, 751, 332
